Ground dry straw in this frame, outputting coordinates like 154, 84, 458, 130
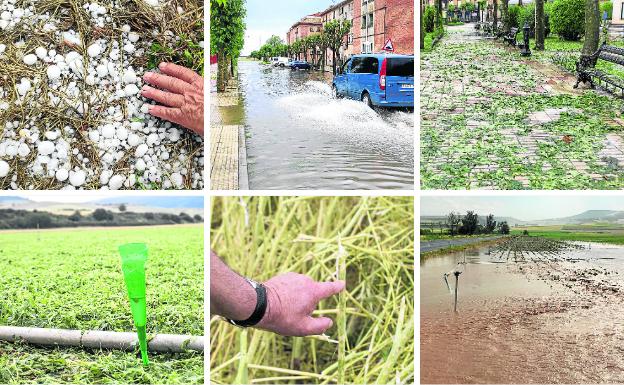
210, 196, 414, 385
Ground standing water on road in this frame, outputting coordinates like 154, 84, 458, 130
238, 61, 414, 190
421, 240, 624, 383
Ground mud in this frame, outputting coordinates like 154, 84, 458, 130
421, 240, 624, 383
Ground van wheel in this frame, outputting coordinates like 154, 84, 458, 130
280, 63, 285, 67
361, 92, 373, 109
332, 85, 342, 99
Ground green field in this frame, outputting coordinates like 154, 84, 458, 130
512, 225, 624, 245
0, 225, 204, 384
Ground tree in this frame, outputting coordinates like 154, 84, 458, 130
501, 0, 510, 33
459, 211, 479, 235
499, 221, 510, 234
581, 0, 600, 57
93, 209, 113, 221
420, 0, 425, 49
119, 204, 127, 212
446, 212, 461, 235
494, 0, 499, 30
485, 214, 497, 233
68, 210, 82, 222
210, 0, 246, 92
435, 0, 443, 32
535, 0, 545, 49
323, 19, 351, 75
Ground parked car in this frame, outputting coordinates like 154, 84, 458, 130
289, 60, 311, 70
332, 54, 414, 109
268, 57, 279, 65
273, 57, 291, 67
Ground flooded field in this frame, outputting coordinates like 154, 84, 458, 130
421, 237, 624, 383
238, 61, 414, 190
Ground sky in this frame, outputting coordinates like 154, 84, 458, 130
0, 193, 200, 204
242, 0, 340, 55
421, 196, 624, 221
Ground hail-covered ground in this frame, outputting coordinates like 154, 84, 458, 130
0, 0, 204, 189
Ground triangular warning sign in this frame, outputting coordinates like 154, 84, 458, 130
383, 38, 394, 52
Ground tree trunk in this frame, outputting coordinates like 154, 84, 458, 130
535, 0, 545, 50
582, 0, 600, 56
501, 0, 509, 33
332, 48, 337, 75
435, 0, 443, 31
420, 0, 425, 49
217, 53, 227, 92
493, 0, 498, 30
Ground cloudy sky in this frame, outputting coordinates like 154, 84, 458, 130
242, 0, 340, 55
421, 196, 624, 221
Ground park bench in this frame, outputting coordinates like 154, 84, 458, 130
502, 27, 519, 47
575, 43, 624, 96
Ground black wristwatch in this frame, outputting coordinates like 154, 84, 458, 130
226, 278, 267, 327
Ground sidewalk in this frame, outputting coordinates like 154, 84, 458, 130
420, 25, 624, 189
210, 64, 248, 190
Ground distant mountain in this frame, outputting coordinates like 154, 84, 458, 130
0, 196, 29, 203
94, 196, 204, 209
535, 210, 624, 225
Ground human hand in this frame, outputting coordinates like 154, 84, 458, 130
257, 272, 346, 337
141, 62, 204, 136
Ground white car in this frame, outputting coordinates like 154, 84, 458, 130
273, 57, 291, 67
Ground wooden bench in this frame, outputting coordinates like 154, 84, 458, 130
575, 43, 624, 96
502, 27, 519, 47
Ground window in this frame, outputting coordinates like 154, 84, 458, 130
368, 12, 374, 28
387, 58, 414, 77
348, 33, 354, 44
310, 27, 314, 32
341, 59, 351, 74
351, 57, 364, 73
361, 15, 366, 29
357, 57, 378, 74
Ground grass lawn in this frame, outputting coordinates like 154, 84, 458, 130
512, 225, 624, 244
0, 225, 204, 384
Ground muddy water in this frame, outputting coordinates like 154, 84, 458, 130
238, 61, 414, 190
421, 244, 624, 383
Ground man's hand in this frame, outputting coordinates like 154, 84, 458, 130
257, 272, 346, 337
141, 62, 204, 136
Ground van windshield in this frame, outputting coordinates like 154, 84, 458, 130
387, 58, 414, 77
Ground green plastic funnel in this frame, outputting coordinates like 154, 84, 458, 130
119, 243, 149, 366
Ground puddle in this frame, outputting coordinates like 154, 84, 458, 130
421, 242, 624, 383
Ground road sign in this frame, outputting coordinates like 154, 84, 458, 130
383, 38, 394, 52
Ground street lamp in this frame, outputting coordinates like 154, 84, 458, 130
520, 21, 531, 57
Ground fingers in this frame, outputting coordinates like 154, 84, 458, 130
143, 71, 191, 94
159, 62, 203, 85
303, 316, 333, 336
315, 280, 346, 300
141, 86, 185, 107
147, 105, 183, 126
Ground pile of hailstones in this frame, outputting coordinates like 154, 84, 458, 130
0, 0, 204, 189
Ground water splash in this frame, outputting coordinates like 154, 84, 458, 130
276, 81, 414, 156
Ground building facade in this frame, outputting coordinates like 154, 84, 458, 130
353, 0, 415, 56
287, 0, 414, 72
319, 0, 355, 72
286, 15, 322, 46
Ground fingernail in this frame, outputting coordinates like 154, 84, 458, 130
141, 85, 149, 93
327, 319, 333, 328
159, 62, 167, 69
143, 72, 153, 80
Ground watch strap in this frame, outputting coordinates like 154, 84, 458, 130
227, 278, 267, 327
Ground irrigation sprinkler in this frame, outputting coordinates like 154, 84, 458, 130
119, 243, 149, 366
443, 264, 464, 312
453, 271, 462, 312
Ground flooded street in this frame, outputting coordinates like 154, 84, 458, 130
236, 60, 414, 189
421, 242, 624, 383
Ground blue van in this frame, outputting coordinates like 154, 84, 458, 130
332, 54, 414, 108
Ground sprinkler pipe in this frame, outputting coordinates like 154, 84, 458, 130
0, 326, 203, 352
